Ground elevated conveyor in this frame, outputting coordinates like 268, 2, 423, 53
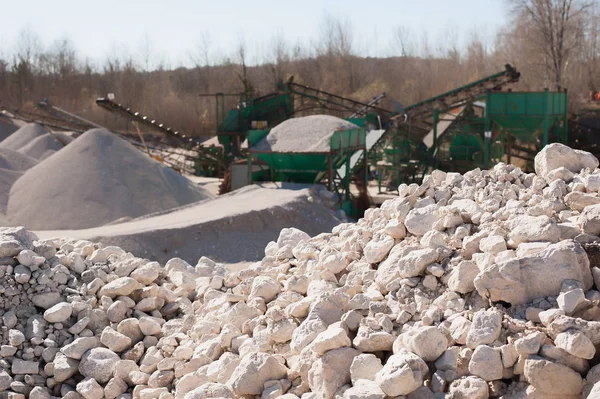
393, 64, 521, 134
95, 97, 191, 145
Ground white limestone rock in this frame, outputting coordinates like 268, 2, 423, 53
581, 204, 600, 236
308, 347, 359, 399
466, 309, 502, 349
375, 245, 438, 289
554, 329, 596, 360
394, 326, 448, 361
524, 357, 583, 396
78, 348, 120, 384
468, 345, 503, 381
310, 327, 351, 355
474, 240, 592, 305
534, 143, 598, 179
227, 353, 287, 396
447, 260, 479, 294
342, 379, 386, 399
43, 302, 72, 323
446, 376, 489, 399
363, 235, 394, 264
350, 354, 383, 384
507, 215, 560, 246
375, 349, 429, 397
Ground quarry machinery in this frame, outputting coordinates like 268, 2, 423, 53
196, 78, 391, 179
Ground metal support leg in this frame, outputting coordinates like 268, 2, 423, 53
542, 88, 549, 146
484, 90, 491, 169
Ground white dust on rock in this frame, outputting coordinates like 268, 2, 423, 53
7, 128, 214, 230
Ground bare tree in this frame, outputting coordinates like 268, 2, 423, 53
393, 26, 413, 57
507, 0, 594, 90
138, 33, 153, 72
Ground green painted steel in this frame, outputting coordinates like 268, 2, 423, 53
487, 90, 568, 145
246, 129, 271, 147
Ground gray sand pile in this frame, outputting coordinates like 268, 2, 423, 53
253, 115, 359, 152
7, 128, 214, 230
0, 169, 22, 213
0, 116, 22, 142
0, 122, 47, 150
0, 148, 38, 171
0, 149, 38, 214
36, 184, 342, 264
18, 133, 64, 160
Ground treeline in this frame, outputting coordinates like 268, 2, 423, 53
1, 0, 599, 137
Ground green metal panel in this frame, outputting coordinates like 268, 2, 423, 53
346, 118, 366, 127
487, 91, 568, 144
330, 129, 366, 151
251, 152, 330, 183
247, 129, 271, 147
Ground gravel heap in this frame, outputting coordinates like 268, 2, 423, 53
0, 150, 38, 214
0, 117, 22, 143
252, 115, 359, 153
0, 149, 39, 172
7, 128, 213, 230
18, 134, 64, 161
0, 123, 48, 152
3, 143, 600, 398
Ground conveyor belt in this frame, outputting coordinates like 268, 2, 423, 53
394, 64, 520, 134
96, 97, 190, 145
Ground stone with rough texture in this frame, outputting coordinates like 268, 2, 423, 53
77, 377, 105, 399
554, 329, 596, 359
581, 204, 600, 236
468, 345, 503, 381
350, 354, 383, 384
395, 326, 448, 361
43, 302, 72, 323
466, 309, 502, 349
342, 379, 386, 399
183, 383, 234, 399
376, 245, 438, 288
78, 348, 120, 384
308, 347, 359, 398
311, 327, 351, 355
446, 376, 489, 399
508, 215, 560, 246
227, 353, 287, 396
474, 240, 592, 305
375, 349, 429, 397
534, 143, 598, 179
524, 357, 583, 396
447, 261, 479, 294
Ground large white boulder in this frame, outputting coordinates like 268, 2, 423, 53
534, 143, 598, 179
474, 240, 592, 305
226, 353, 287, 396
374, 349, 428, 397
308, 347, 359, 398
524, 357, 583, 396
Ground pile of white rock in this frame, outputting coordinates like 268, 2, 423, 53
2, 143, 600, 399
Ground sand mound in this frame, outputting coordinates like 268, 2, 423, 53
8, 128, 214, 230
0, 116, 22, 143
18, 133, 64, 160
0, 123, 47, 150
253, 115, 359, 152
0, 168, 22, 213
0, 148, 38, 171
52, 131, 77, 144
35, 184, 342, 263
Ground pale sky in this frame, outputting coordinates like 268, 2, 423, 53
0, 0, 509, 68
